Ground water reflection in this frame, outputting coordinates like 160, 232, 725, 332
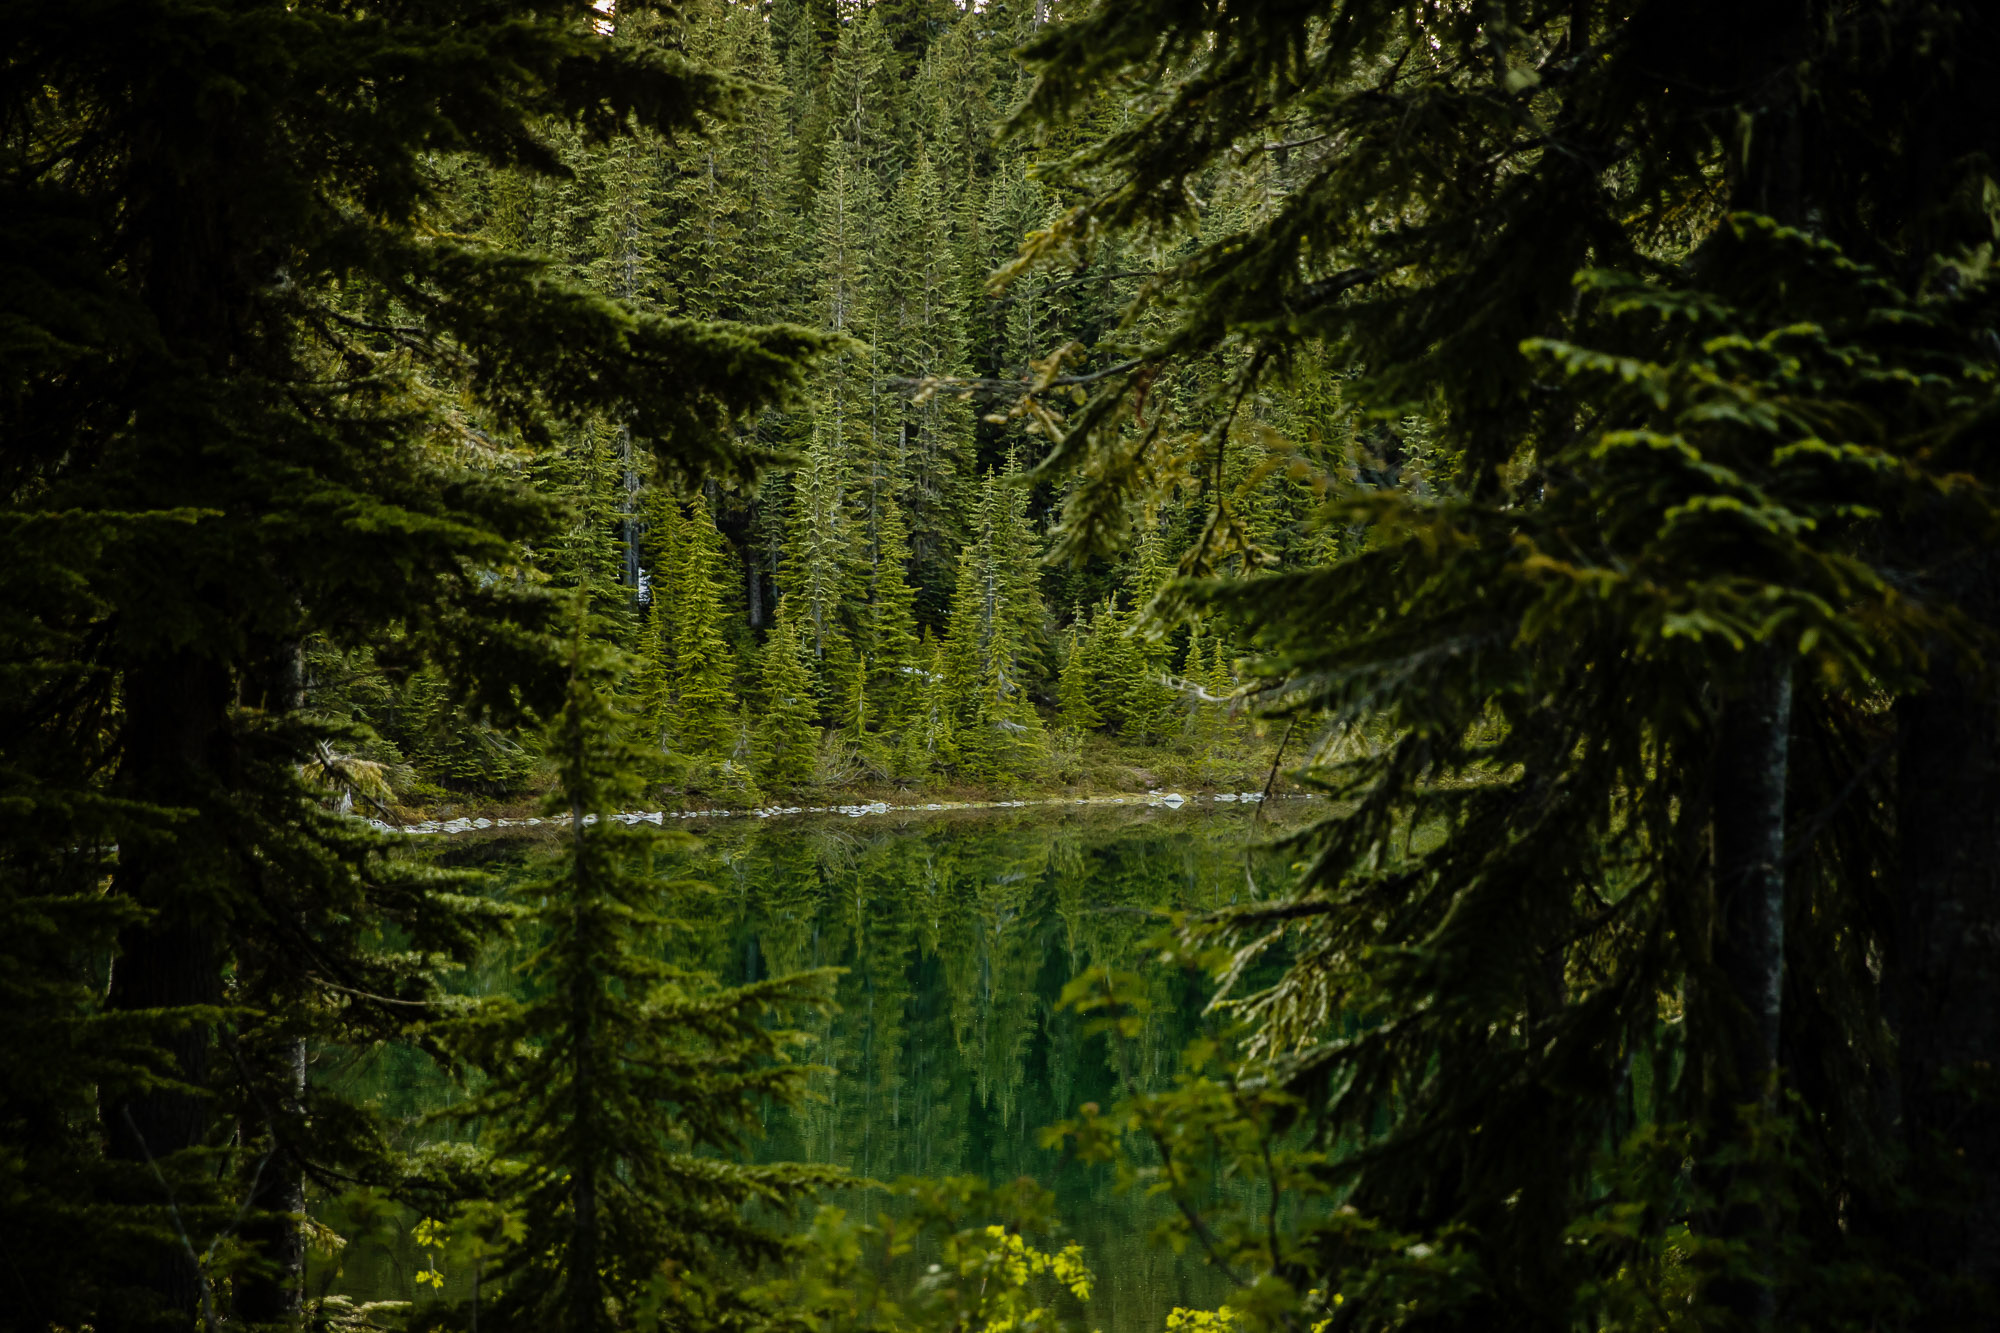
317, 804, 1304, 1333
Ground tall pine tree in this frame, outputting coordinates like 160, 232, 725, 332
446, 619, 839, 1331
0, 4, 832, 1324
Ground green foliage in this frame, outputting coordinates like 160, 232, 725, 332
1043, 970, 1337, 1319
864, 495, 923, 729
915, 631, 960, 774
668, 493, 744, 757
757, 598, 825, 791
0, 0, 832, 1322
1056, 623, 1100, 735
756, 1177, 1095, 1333
393, 665, 542, 796
439, 618, 842, 1331
350, 0, 1311, 801
1014, 0, 2000, 1327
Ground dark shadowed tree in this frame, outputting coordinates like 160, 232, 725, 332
1013, 1, 2000, 1327
0, 2, 829, 1326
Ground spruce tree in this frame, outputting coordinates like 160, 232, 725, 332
636, 491, 689, 745
942, 545, 992, 777
975, 161, 1052, 383
1055, 622, 1099, 735
825, 633, 868, 736
1180, 624, 1228, 780
1017, 1, 2000, 1325
0, 4, 832, 1324
1078, 597, 1134, 735
911, 10, 1000, 193
822, 4, 907, 182
808, 129, 897, 591
915, 630, 959, 777
723, 5, 806, 330
784, 427, 858, 663
885, 149, 976, 579
1117, 525, 1179, 744
988, 458, 1050, 697
445, 620, 839, 1331
634, 592, 674, 750
754, 598, 822, 791
670, 493, 742, 759
973, 470, 1048, 780
864, 494, 923, 729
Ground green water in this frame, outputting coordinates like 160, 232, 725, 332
313, 803, 1307, 1333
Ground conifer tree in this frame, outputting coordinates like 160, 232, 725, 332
446, 621, 839, 1331
944, 544, 992, 756
722, 6, 807, 329
823, 5, 906, 181
809, 131, 895, 574
633, 592, 675, 749
811, 134, 879, 345
1019, 2, 2000, 1326
1078, 597, 1133, 734
669, 493, 742, 758
584, 105, 671, 599
1207, 633, 1238, 746
886, 149, 976, 578
911, 11, 999, 194
979, 642, 1047, 783
976, 162, 1052, 380
915, 630, 959, 776
864, 494, 923, 729
636, 492, 688, 742
773, 0, 839, 203
988, 459, 1049, 695
1055, 622, 1099, 735
1115, 525, 1179, 743
755, 598, 822, 790
1180, 624, 1229, 779
0, 5, 834, 1322
970, 472, 1048, 779
824, 633, 867, 736
652, 1, 742, 325
785, 427, 858, 663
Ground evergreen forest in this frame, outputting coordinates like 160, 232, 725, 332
5, 1, 2000, 1332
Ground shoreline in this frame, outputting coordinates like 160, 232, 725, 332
368, 787, 1320, 838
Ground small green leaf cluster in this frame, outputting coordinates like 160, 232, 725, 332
755, 1176, 1095, 1333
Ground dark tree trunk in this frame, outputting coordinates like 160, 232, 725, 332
235, 638, 308, 1327
101, 650, 232, 1333
1703, 654, 1793, 1328
1694, 4, 1812, 1321
232, 1035, 306, 1328
1890, 663, 2000, 1324
1714, 662, 1794, 1100
567, 799, 602, 1331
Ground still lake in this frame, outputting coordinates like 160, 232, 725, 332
312, 801, 1310, 1333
